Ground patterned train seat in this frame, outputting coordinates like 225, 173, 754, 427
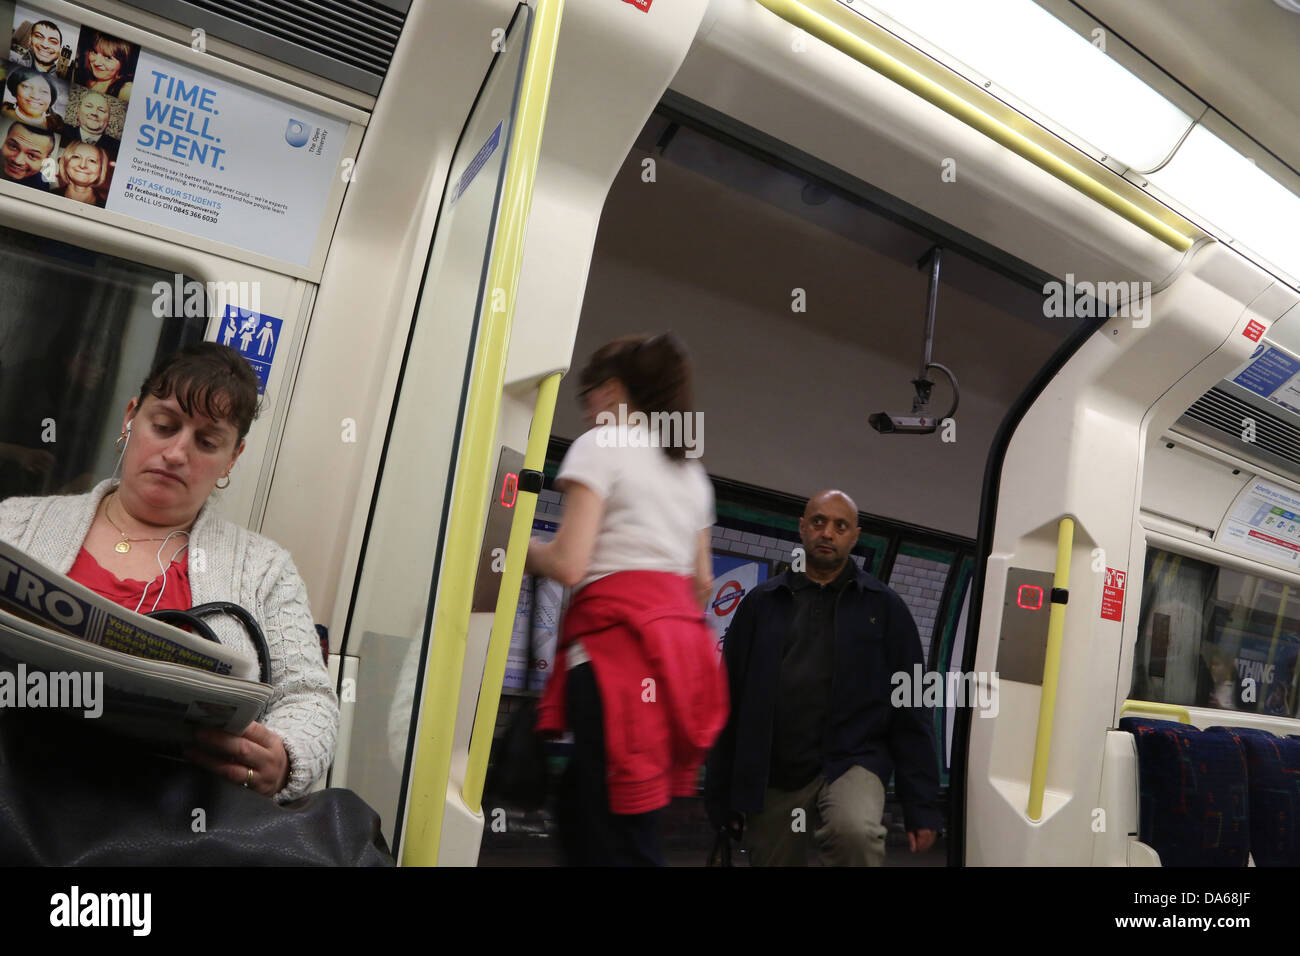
1118, 717, 1248, 867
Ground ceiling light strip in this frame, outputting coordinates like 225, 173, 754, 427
755, 0, 1197, 252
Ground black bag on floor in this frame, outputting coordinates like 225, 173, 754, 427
482, 575, 550, 812
706, 826, 734, 867
0, 711, 394, 866
483, 696, 548, 811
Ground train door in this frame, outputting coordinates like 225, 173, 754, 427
954, 241, 1300, 865
331, 0, 714, 865
328, 0, 555, 865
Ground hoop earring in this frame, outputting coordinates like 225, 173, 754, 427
215, 474, 231, 490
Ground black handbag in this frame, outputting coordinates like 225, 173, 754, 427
0, 710, 393, 865
147, 601, 273, 683
484, 697, 548, 810
483, 577, 548, 811
0, 602, 393, 865
707, 826, 735, 867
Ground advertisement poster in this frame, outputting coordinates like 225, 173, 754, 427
2, 5, 348, 266
1210, 617, 1300, 717
1229, 344, 1300, 415
707, 553, 768, 651
107, 50, 347, 265
1219, 478, 1300, 569
504, 518, 563, 692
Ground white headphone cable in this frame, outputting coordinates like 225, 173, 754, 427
133, 530, 190, 615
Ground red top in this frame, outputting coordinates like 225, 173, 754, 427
536, 570, 729, 815
68, 547, 192, 614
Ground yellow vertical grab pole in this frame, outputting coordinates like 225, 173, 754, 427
1027, 517, 1074, 821
463, 372, 562, 814
401, 0, 565, 867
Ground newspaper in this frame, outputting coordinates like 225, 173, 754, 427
0, 539, 271, 740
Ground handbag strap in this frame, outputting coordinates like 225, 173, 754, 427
147, 601, 272, 684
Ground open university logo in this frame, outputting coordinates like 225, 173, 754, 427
285, 119, 311, 148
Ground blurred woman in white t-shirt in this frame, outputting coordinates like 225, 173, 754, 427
528, 333, 727, 866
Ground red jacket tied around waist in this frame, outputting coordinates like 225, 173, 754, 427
536, 570, 729, 815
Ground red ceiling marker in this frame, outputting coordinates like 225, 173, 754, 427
622, 0, 652, 10
1244, 319, 1266, 342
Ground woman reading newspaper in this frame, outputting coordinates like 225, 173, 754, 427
0, 343, 338, 802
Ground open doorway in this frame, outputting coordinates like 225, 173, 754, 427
481, 106, 1090, 866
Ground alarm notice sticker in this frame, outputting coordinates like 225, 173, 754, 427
1101, 568, 1127, 622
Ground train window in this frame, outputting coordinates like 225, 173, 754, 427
0, 222, 205, 500
1130, 546, 1300, 717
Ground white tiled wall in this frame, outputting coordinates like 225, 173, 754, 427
888, 552, 950, 663
709, 525, 806, 566
539, 494, 816, 568
538, 489, 917, 635
535, 487, 564, 518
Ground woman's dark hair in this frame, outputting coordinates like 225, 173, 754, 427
136, 342, 260, 441
579, 332, 694, 461
5, 67, 57, 107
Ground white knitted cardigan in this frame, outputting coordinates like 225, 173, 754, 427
0, 479, 339, 802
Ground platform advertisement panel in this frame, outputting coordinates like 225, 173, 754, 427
504, 518, 565, 692
707, 553, 768, 652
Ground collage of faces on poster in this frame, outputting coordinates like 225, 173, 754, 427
1, 4, 138, 207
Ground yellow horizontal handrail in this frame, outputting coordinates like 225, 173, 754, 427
463, 371, 562, 814
1028, 517, 1074, 821
401, 0, 564, 867
1120, 700, 1191, 725
754, 0, 1196, 252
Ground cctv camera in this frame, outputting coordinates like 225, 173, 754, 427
869, 412, 941, 434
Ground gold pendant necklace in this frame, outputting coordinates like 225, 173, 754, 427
103, 493, 182, 554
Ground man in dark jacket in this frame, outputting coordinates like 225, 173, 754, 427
705, 489, 941, 865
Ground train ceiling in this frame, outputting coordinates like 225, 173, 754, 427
1074, 0, 1300, 178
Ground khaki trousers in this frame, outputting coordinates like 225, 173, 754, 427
743, 765, 887, 867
